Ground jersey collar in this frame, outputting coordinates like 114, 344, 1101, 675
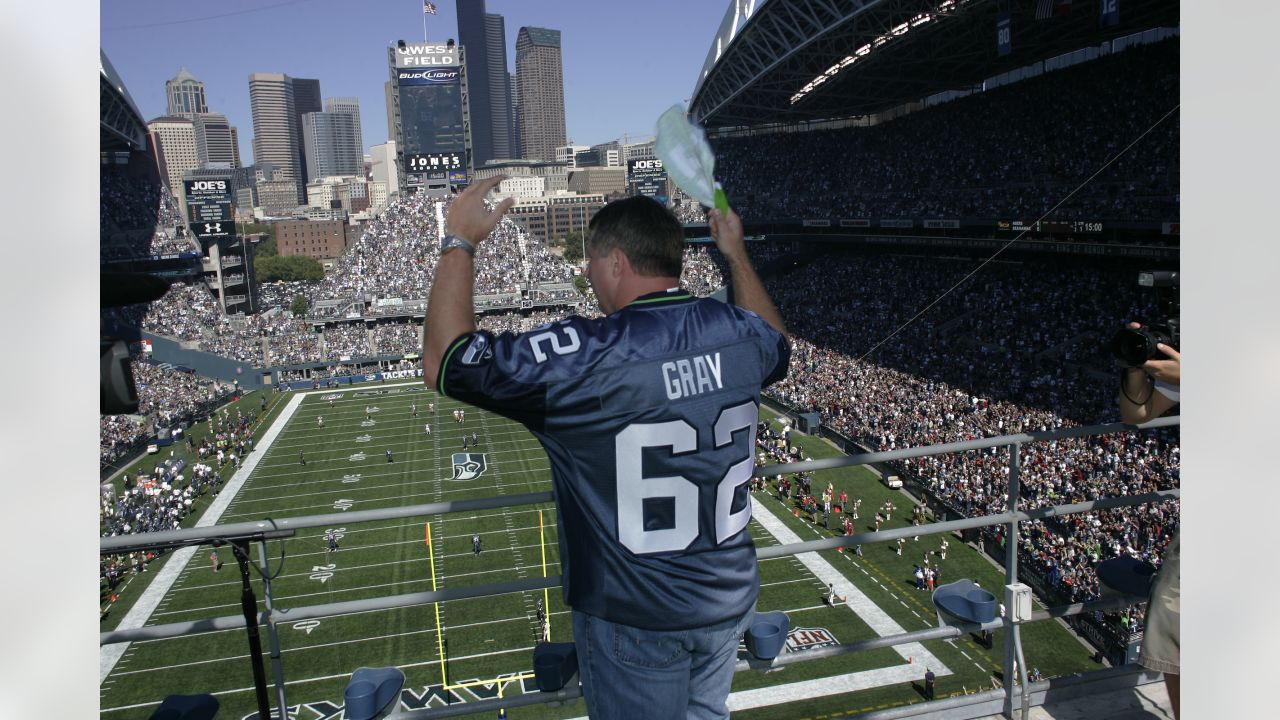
625, 287, 693, 309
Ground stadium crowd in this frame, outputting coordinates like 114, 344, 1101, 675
100, 361, 238, 464
763, 251, 1178, 619
713, 39, 1178, 224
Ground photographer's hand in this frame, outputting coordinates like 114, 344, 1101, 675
1142, 344, 1180, 386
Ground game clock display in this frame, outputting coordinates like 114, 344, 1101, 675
1039, 220, 1104, 234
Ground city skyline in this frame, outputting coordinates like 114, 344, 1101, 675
100, 0, 735, 165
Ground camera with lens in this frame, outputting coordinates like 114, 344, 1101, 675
101, 271, 171, 414
1109, 270, 1179, 367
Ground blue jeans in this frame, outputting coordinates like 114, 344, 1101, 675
571, 602, 755, 720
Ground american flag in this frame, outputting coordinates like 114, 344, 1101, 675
423, 1, 437, 15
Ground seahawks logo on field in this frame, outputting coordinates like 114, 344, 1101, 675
451, 453, 488, 481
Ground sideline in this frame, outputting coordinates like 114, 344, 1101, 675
99, 392, 306, 683
719, 497, 953, 712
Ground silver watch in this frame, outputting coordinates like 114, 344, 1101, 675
440, 233, 476, 256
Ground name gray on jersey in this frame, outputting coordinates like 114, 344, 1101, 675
661, 352, 723, 400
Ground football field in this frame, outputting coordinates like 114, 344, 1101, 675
99, 381, 1098, 720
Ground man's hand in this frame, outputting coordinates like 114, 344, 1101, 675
446, 175, 515, 245
708, 206, 746, 261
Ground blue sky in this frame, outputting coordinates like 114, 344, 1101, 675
100, 0, 738, 161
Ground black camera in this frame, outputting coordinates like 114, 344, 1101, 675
1109, 270, 1179, 367
101, 271, 171, 414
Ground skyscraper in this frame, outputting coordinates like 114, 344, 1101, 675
484, 13, 514, 160
290, 77, 322, 190
192, 113, 241, 168
456, 0, 513, 166
301, 100, 363, 180
516, 27, 567, 162
248, 73, 300, 202
148, 115, 199, 195
325, 97, 364, 160
165, 68, 207, 116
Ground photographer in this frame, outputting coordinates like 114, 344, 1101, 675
1118, 321, 1180, 424
1116, 321, 1180, 719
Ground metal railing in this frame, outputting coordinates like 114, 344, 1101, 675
100, 416, 1179, 720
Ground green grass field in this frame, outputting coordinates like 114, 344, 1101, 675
99, 380, 1099, 719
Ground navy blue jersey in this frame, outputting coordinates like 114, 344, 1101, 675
439, 289, 789, 630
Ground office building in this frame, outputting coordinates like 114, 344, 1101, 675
193, 113, 241, 168
147, 116, 199, 216
506, 193, 605, 246
456, 0, 513, 165
567, 166, 626, 196
370, 141, 400, 201
291, 77, 322, 185
325, 97, 363, 159
254, 162, 301, 216
248, 73, 301, 202
302, 107, 362, 180
516, 27, 566, 162
165, 68, 207, 116
276, 219, 349, 260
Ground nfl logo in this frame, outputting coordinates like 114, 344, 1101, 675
451, 453, 488, 481
785, 627, 839, 654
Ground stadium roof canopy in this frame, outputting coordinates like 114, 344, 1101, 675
101, 50, 149, 152
689, 0, 1179, 129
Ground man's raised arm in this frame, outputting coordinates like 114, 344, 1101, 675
708, 206, 788, 339
422, 176, 513, 386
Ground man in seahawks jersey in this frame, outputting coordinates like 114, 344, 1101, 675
423, 177, 789, 720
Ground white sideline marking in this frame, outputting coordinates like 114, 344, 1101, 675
99, 392, 306, 684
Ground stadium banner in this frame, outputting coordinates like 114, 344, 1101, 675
394, 43, 458, 69
879, 219, 914, 228
923, 219, 960, 229
396, 67, 461, 86
839, 218, 871, 227
280, 368, 425, 391
192, 220, 232, 239
184, 179, 235, 224
407, 152, 464, 173
802, 219, 830, 227
997, 220, 1038, 232
628, 158, 668, 199
1100, 0, 1120, 27
447, 168, 470, 185
996, 12, 1011, 57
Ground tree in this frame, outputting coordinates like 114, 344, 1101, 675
561, 230, 586, 264
255, 254, 324, 283
290, 294, 308, 317
243, 223, 277, 257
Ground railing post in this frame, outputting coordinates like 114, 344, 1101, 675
1002, 441, 1022, 719
257, 539, 290, 720
229, 540, 272, 720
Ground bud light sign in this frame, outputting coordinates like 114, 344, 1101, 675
398, 68, 460, 86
